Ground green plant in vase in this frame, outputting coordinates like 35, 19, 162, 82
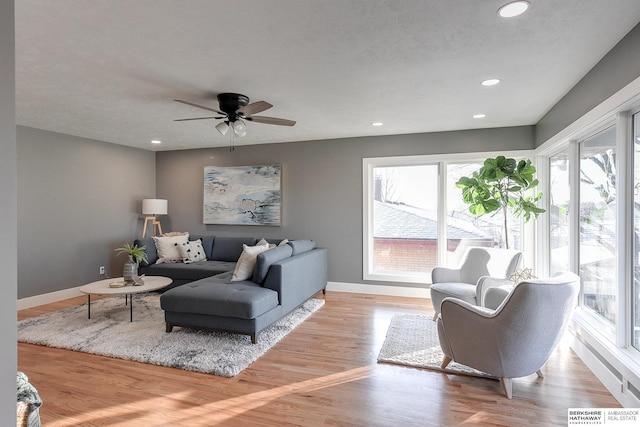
456, 156, 545, 249
115, 243, 148, 283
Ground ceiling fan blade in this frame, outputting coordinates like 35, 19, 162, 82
248, 116, 296, 126
174, 116, 222, 122
237, 101, 273, 116
174, 99, 225, 115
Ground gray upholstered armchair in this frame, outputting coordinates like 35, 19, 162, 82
436, 271, 580, 398
429, 246, 522, 320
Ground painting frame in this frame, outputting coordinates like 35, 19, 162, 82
203, 164, 282, 226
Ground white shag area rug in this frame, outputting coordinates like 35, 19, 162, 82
377, 314, 496, 379
18, 294, 324, 377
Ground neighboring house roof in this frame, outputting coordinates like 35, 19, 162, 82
374, 201, 490, 240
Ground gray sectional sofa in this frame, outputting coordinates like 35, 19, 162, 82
133, 235, 327, 343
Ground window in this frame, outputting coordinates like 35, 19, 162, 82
370, 164, 439, 279
445, 163, 521, 266
579, 126, 617, 327
549, 152, 570, 275
536, 82, 640, 401
364, 154, 527, 284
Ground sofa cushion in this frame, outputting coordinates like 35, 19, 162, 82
287, 239, 316, 256
133, 237, 158, 266
141, 260, 236, 282
160, 278, 279, 319
253, 244, 293, 285
210, 237, 257, 262
231, 242, 270, 281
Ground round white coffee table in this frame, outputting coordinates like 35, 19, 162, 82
79, 276, 172, 322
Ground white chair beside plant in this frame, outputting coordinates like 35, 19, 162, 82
429, 246, 522, 320
436, 271, 580, 398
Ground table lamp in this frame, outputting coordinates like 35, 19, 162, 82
141, 199, 168, 237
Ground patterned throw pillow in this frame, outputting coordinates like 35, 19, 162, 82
178, 239, 207, 264
153, 233, 189, 264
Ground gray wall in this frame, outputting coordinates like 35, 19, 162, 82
157, 126, 533, 287
0, 0, 17, 422
17, 127, 156, 298
535, 22, 640, 146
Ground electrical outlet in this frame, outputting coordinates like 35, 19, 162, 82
99, 266, 105, 275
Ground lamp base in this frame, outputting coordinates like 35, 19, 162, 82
142, 216, 163, 238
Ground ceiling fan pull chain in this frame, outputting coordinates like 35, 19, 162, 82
230, 129, 235, 152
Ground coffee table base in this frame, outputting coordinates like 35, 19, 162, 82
86, 294, 134, 322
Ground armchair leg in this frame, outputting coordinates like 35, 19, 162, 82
433, 312, 439, 321
536, 370, 544, 379
500, 377, 513, 399
441, 356, 452, 369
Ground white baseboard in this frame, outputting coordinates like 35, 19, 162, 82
18, 286, 84, 310
327, 281, 431, 298
568, 327, 640, 407
18, 281, 431, 311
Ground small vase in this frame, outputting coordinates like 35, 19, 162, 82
123, 255, 137, 285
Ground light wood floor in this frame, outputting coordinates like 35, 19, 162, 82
19, 292, 619, 426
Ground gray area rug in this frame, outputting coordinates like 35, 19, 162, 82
378, 314, 496, 379
18, 294, 324, 377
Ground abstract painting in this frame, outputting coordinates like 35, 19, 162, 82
203, 165, 281, 225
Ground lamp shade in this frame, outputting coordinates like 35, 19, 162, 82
233, 120, 247, 137
216, 121, 229, 136
142, 199, 168, 215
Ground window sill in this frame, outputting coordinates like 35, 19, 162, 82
363, 271, 431, 285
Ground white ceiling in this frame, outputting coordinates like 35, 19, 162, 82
15, 0, 640, 151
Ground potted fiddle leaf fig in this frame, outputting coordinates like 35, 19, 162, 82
456, 156, 545, 249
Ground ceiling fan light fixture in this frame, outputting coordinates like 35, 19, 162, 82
233, 120, 247, 137
216, 121, 229, 136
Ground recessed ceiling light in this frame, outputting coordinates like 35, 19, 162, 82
498, 1, 530, 18
481, 78, 501, 86
371, 122, 384, 127
473, 114, 486, 119
151, 140, 162, 144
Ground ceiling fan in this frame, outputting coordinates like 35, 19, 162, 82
174, 93, 296, 150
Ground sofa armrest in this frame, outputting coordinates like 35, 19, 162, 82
476, 276, 514, 306
484, 285, 513, 310
431, 267, 462, 284
263, 248, 327, 314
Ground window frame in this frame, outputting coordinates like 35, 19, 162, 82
536, 101, 640, 396
363, 150, 535, 284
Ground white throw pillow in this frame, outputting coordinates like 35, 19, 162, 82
178, 239, 207, 264
256, 238, 289, 249
153, 233, 189, 264
231, 242, 270, 281
257, 238, 276, 249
